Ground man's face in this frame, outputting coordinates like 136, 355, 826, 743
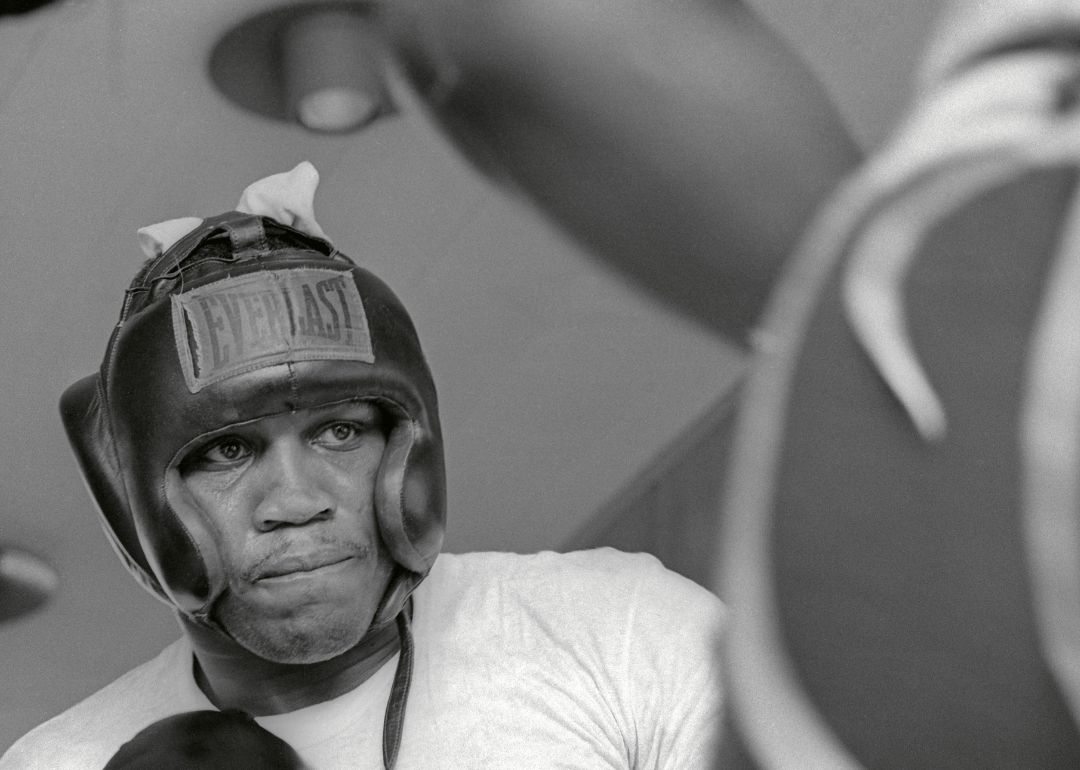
177, 400, 395, 665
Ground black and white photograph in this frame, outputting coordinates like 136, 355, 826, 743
1, 0, 1077, 768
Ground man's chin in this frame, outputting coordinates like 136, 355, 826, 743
215, 598, 371, 665
244, 635, 358, 665
212, 555, 394, 664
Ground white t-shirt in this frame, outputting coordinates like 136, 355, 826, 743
1, 549, 726, 770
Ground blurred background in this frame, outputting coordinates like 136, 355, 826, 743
0, 0, 941, 752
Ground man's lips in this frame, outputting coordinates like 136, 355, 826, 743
252, 553, 356, 581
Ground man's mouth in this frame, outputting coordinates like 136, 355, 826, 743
253, 553, 356, 582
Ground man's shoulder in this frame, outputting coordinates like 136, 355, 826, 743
417, 548, 726, 762
428, 548, 725, 631
436, 547, 705, 589
1, 637, 193, 770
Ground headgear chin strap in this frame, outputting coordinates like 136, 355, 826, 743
60, 210, 446, 629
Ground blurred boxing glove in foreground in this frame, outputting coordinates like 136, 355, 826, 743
373, 0, 860, 342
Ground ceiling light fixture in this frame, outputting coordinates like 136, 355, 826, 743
0, 545, 59, 623
0, 0, 62, 16
209, 2, 393, 135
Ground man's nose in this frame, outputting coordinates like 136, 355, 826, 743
252, 441, 335, 531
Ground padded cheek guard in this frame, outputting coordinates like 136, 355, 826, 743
59, 214, 446, 625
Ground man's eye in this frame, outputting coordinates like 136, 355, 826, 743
198, 438, 252, 466
316, 422, 367, 449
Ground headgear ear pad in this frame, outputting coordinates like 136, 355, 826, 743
60, 214, 446, 626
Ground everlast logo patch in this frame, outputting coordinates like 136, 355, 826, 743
171, 268, 374, 393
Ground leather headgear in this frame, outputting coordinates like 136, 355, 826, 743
60, 211, 446, 628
